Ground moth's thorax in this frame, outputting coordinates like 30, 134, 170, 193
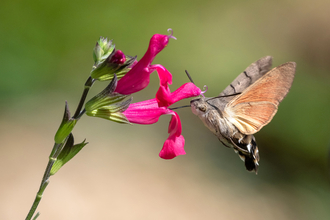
190, 97, 236, 138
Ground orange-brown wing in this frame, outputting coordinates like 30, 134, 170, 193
224, 62, 296, 135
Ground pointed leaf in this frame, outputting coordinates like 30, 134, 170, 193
50, 134, 74, 175
62, 101, 71, 123
54, 119, 77, 144
54, 102, 77, 144
50, 136, 88, 175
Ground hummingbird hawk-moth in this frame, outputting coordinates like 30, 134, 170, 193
190, 56, 296, 173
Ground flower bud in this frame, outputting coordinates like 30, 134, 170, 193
91, 48, 136, 81
93, 37, 115, 64
109, 50, 126, 64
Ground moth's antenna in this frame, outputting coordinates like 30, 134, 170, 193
206, 93, 242, 102
169, 105, 191, 110
185, 70, 195, 84
185, 70, 208, 97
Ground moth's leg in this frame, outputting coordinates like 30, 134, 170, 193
218, 139, 230, 148
229, 137, 250, 156
230, 133, 257, 156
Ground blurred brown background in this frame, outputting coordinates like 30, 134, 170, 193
1, 0, 330, 219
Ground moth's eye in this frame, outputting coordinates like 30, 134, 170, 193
198, 106, 206, 112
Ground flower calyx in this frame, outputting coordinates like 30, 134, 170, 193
85, 74, 132, 124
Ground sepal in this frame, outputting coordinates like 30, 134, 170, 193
85, 75, 132, 124
86, 98, 132, 124
50, 133, 88, 175
85, 75, 128, 112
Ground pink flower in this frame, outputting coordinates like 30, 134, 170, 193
115, 29, 176, 95
123, 82, 201, 159
94, 29, 201, 159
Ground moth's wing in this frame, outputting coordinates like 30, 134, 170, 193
226, 102, 278, 135
224, 62, 296, 135
209, 56, 273, 112
219, 56, 273, 97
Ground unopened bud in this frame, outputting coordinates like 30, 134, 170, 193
93, 37, 115, 64
109, 50, 126, 64
91, 48, 136, 81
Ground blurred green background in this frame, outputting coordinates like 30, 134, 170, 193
1, 0, 330, 219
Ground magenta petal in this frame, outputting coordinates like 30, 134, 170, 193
123, 99, 186, 159
168, 111, 182, 136
159, 111, 185, 159
122, 99, 171, 124
157, 82, 202, 108
151, 64, 173, 87
170, 82, 202, 103
146, 34, 170, 58
115, 63, 152, 95
115, 33, 173, 95
156, 84, 172, 107
149, 64, 173, 107
159, 134, 185, 159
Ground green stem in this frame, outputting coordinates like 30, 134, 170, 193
26, 76, 96, 220
73, 76, 95, 119
25, 143, 61, 220
75, 108, 86, 120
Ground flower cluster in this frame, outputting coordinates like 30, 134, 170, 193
86, 29, 201, 159
26, 29, 203, 220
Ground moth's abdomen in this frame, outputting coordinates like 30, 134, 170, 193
233, 135, 260, 174
240, 145, 259, 173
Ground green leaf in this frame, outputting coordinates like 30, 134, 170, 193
54, 102, 77, 144
54, 119, 77, 144
50, 134, 88, 175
